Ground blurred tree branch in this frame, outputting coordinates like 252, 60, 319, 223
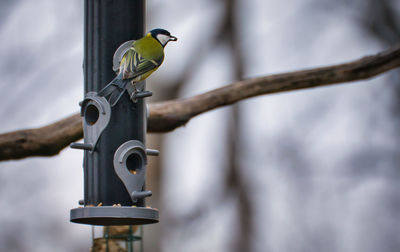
0, 45, 399, 161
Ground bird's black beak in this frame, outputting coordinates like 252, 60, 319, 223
169, 35, 178, 42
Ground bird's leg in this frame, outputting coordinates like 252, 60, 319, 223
129, 81, 138, 102
130, 82, 138, 98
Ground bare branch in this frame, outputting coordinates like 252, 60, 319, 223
0, 45, 399, 161
148, 45, 400, 131
0, 114, 82, 160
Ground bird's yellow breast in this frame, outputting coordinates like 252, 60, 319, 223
134, 34, 164, 62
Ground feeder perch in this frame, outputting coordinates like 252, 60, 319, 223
70, 92, 111, 152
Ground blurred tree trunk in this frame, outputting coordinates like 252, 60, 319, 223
354, 0, 400, 173
360, 0, 400, 109
144, 85, 187, 252
223, 0, 253, 251
145, 28, 211, 249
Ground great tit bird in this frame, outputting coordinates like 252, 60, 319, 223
98, 28, 177, 106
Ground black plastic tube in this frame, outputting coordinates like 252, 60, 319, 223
83, 0, 146, 206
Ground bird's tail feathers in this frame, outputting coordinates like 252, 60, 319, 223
108, 85, 127, 106
97, 76, 129, 106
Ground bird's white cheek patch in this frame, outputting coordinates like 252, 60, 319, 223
156, 34, 171, 46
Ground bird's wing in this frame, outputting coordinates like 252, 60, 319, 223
120, 47, 163, 80
113, 40, 135, 73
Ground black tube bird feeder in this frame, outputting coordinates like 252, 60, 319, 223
70, 0, 159, 226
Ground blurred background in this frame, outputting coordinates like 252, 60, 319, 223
0, 0, 399, 251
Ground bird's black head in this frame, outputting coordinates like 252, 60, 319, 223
149, 28, 177, 47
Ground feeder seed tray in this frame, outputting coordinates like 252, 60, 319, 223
71, 206, 159, 226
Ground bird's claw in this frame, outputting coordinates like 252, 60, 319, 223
128, 83, 139, 103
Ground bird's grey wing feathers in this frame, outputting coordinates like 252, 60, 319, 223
122, 48, 163, 79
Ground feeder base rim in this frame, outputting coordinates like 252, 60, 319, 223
70, 206, 159, 226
